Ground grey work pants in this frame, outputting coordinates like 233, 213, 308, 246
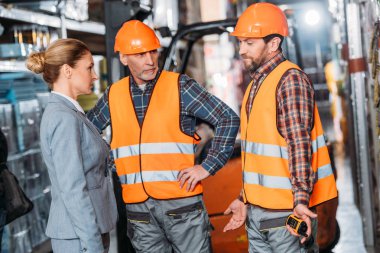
126, 195, 211, 253
246, 205, 318, 253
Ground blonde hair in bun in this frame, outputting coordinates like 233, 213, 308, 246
25, 38, 90, 88
26, 51, 45, 74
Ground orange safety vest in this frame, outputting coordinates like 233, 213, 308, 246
109, 71, 203, 204
241, 61, 337, 209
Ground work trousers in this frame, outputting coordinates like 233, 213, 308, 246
51, 233, 110, 253
126, 195, 211, 253
246, 205, 318, 253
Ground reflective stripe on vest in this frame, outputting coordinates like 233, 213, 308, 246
119, 170, 180, 184
312, 135, 327, 154
112, 142, 194, 159
243, 164, 334, 189
242, 133, 334, 189
109, 71, 203, 204
242, 134, 329, 160
241, 140, 288, 159
240, 60, 337, 209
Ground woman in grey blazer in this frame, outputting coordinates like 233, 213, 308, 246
26, 39, 117, 253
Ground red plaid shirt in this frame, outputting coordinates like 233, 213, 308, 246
245, 52, 315, 207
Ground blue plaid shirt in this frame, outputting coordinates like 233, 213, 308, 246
87, 71, 240, 175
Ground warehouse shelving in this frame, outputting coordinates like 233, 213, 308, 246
0, 5, 105, 35
0, 4, 106, 72
0, 60, 27, 72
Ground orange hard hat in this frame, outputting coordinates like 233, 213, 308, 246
231, 2, 288, 38
114, 20, 160, 54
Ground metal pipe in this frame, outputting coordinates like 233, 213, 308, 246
58, 0, 67, 38
346, 2, 375, 247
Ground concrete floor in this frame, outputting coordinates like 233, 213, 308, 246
332, 142, 367, 253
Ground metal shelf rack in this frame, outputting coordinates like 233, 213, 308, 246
0, 5, 105, 35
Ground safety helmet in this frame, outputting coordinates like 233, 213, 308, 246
114, 20, 161, 54
231, 2, 288, 38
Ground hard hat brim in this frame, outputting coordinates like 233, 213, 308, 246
114, 44, 161, 55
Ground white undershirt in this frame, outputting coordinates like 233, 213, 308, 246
51, 91, 85, 114
138, 83, 147, 91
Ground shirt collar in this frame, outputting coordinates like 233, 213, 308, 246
51, 91, 85, 114
250, 52, 286, 81
130, 70, 161, 89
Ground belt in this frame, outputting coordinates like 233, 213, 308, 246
259, 216, 288, 232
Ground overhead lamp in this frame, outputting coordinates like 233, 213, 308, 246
305, 9, 321, 26
226, 27, 234, 33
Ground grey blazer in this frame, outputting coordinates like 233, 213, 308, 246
40, 93, 117, 252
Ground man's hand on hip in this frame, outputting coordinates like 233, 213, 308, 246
177, 165, 210, 192
286, 204, 317, 243
223, 199, 247, 232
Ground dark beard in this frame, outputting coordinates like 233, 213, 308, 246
248, 61, 260, 76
